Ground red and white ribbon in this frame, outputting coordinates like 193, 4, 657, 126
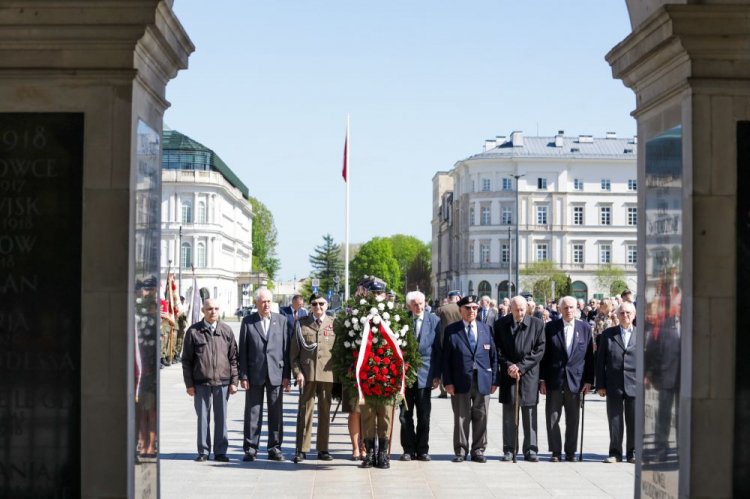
354, 314, 406, 404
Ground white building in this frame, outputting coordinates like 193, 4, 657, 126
432, 131, 637, 303
160, 128, 254, 316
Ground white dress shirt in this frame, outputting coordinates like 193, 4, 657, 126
564, 319, 575, 355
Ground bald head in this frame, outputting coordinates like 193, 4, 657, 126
202, 298, 220, 324
510, 296, 528, 323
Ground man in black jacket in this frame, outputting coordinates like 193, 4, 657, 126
182, 299, 239, 462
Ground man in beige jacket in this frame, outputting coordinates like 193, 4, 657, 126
291, 293, 337, 462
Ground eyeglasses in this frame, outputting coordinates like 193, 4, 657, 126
311, 302, 327, 307
463, 306, 479, 310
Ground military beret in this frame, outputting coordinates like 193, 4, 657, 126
457, 295, 479, 307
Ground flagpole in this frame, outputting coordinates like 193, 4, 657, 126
344, 114, 350, 301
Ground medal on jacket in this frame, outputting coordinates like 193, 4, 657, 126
324, 325, 331, 341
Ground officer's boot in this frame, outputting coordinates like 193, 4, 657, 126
360, 439, 375, 468
376, 438, 390, 469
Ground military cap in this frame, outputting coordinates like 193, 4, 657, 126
366, 277, 387, 293
447, 290, 461, 298
356, 275, 372, 288
308, 292, 326, 303
457, 295, 479, 307
141, 275, 158, 289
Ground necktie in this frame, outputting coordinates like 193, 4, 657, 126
467, 323, 476, 351
293, 310, 298, 321
413, 318, 419, 340
482, 309, 487, 323
316, 318, 321, 327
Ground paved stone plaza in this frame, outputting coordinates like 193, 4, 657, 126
160, 322, 634, 498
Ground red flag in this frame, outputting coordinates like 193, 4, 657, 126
342, 133, 348, 182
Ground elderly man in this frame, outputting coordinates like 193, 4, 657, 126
182, 299, 239, 462
290, 293, 336, 462
540, 296, 594, 462
495, 296, 546, 462
239, 289, 291, 462
437, 290, 462, 398
596, 301, 637, 463
399, 291, 442, 462
442, 295, 498, 463
478, 295, 498, 325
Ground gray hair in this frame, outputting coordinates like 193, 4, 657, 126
254, 288, 272, 301
617, 301, 636, 315
558, 296, 577, 308
405, 290, 425, 305
510, 295, 528, 309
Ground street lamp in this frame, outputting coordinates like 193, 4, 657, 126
508, 173, 525, 295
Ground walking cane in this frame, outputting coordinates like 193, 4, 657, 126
331, 398, 341, 422
579, 391, 586, 462
513, 375, 520, 463
293, 383, 304, 464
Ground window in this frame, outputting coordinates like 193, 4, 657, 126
197, 201, 206, 224
481, 206, 491, 225
469, 243, 474, 263
600, 244, 611, 264
482, 179, 491, 192
472, 180, 475, 192
501, 244, 509, 263
628, 245, 637, 264
628, 179, 637, 191
601, 179, 611, 191
196, 242, 206, 268
181, 201, 192, 224
502, 178, 512, 191
573, 244, 584, 264
628, 207, 637, 226
573, 206, 584, 225
600, 206, 611, 225
537, 178, 547, 190
478, 281, 492, 296
537, 244, 548, 261
536, 206, 548, 225
469, 206, 475, 225
480, 244, 490, 263
573, 179, 584, 191
502, 206, 512, 225
181, 242, 192, 269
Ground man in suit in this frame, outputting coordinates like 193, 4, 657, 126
399, 290, 442, 462
280, 294, 307, 329
442, 295, 498, 463
239, 288, 291, 462
596, 301, 637, 463
478, 295, 498, 325
437, 290, 462, 398
495, 295, 546, 462
540, 296, 594, 462
290, 293, 336, 462
182, 299, 239, 462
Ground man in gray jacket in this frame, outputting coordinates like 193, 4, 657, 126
182, 298, 239, 462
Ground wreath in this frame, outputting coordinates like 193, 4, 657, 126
332, 294, 421, 407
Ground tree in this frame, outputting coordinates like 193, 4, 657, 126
248, 196, 280, 280
349, 237, 401, 296
387, 235, 431, 294
309, 234, 343, 296
595, 264, 626, 297
406, 246, 432, 298
520, 260, 569, 303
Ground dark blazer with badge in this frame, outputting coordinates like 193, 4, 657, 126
442, 320, 498, 395
540, 319, 594, 392
280, 305, 308, 328
290, 314, 336, 383
239, 311, 291, 386
495, 314, 546, 406
596, 325, 636, 397
411, 312, 442, 389
478, 307, 498, 326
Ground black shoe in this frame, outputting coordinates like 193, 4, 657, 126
194, 454, 208, 462
172, 358, 180, 365
399, 453, 412, 461
318, 451, 332, 461
565, 455, 578, 462
524, 453, 539, 462
452, 455, 464, 463
294, 452, 306, 462
268, 450, 286, 462
160, 357, 169, 367
550, 455, 561, 463
438, 393, 448, 399
174, 355, 182, 362
376, 439, 390, 469
501, 452, 513, 462
418, 454, 431, 462
243, 453, 256, 462
361, 439, 375, 468
471, 454, 487, 463
214, 454, 229, 462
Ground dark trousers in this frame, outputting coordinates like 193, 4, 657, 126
399, 386, 433, 455
243, 377, 284, 455
451, 374, 489, 457
502, 404, 538, 455
606, 393, 635, 458
194, 384, 229, 456
546, 384, 581, 457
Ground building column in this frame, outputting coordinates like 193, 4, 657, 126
608, 4, 750, 498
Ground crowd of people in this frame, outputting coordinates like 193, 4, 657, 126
178, 280, 637, 467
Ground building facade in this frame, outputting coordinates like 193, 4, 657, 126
160, 128, 254, 316
432, 131, 637, 302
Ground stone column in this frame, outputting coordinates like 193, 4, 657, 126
0, 2, 193, 498
608, 4, 750, 498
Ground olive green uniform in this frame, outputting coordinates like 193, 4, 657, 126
175, 312, 187, 358
361, 402, 394, 439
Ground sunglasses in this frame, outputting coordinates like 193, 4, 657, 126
310, 302, 327, 307
463, 305, 479, 310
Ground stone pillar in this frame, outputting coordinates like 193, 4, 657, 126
0, 2, 193, 498
607, 4, 750, 498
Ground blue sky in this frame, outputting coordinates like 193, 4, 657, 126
167, 0, 635, 282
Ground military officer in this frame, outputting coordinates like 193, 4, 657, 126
291, 293, 337, 462
173, 296, 188, 364
160, 299, 173, 368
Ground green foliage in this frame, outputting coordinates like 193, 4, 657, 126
610, 279, 629, 295
520, 260, 569, 303
387, 235, 431, 297
309, 234, 344, 295
595, 264, 626, 296
349, 237, 401, 295
406, 246, 432, 298
248, 196, 280, 280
